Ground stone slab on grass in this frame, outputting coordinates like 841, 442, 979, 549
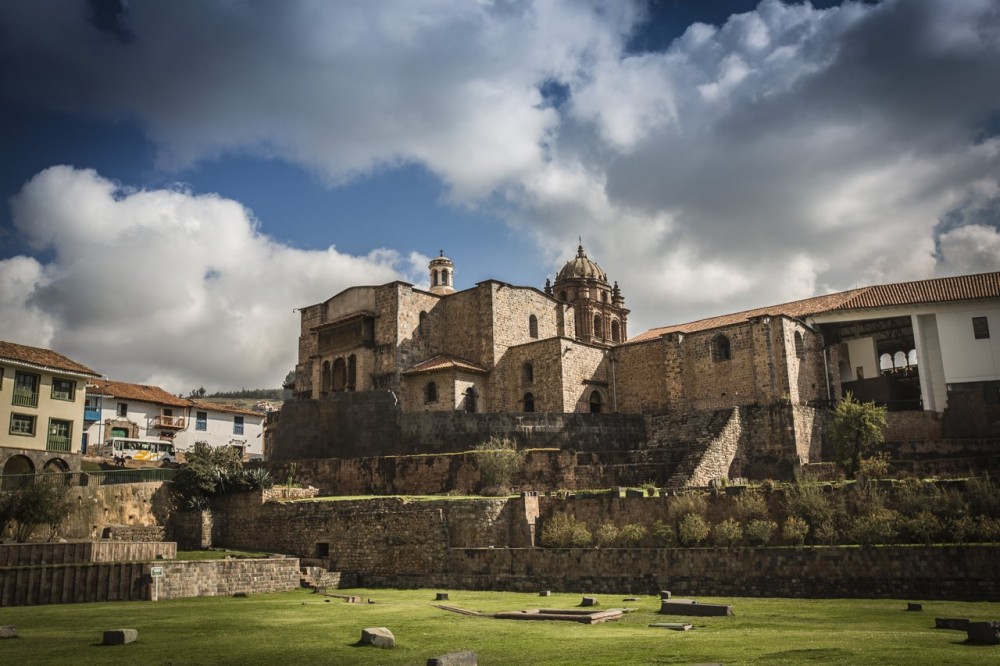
103, 629, 138, 645
0, 625, 16, 639
966, 621, 1000, 645
649, 622, 693, 631
660, 599, 733, 617
580, 596, 598, 607
360, 627, 395, 649
427, 650, 478, 665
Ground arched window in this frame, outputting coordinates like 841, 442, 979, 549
426, 381, 438, 403
593, 315, 603, 339
907, 349, 918, 367
419, 310, 428, 336
347, 354, 357, 390
602, 291, 609, 303
879, 353, 893, 372
712, 334, 731, 362
332, 358, 347, 391
321, 360, 332, 393
444, 269, 451, 286
794, 331, 805, 359
893, 351, 907, 369
464, 387, 477, 413
611, 320, 621, 343
523, 361, 534, 383
523, 392, 535, 413
432, 270, 439, 287
529, 314, 538, 339
589, 390, 603, 414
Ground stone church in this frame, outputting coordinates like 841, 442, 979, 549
281, 244, 1000, 477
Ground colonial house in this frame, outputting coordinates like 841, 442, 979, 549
84, 379, 265, 460
0, 340, 101, 477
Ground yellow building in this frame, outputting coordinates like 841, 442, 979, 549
0, 340, 101, 477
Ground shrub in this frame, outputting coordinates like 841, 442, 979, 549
814, 520, 840, 545
975, 515, 1000, 543
746, 519, 777, 546
666, 493, 707, 529
0, 477, 74, 542
619, 523, 648, 547
966, 476, 1000, 517
948, 515, 976, 543
540, 514, 592, 548
784, 481, 834, 529
900, 510, 943, 544
678, 513, 710, 547
171, 441, 245, 500
713, 518, 743, 547
850, 507, 899, 545
828, 392, 887, 477
651, 520, 675, 547
783, 516, 809, 545
734, 490, 769, 522
473, 436, 525, 495
858, 452, 891, 479
595, 522, 620, 547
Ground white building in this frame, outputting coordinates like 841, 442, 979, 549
85, 380, 265, 460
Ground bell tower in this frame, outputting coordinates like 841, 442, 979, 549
429, 251, 455, 295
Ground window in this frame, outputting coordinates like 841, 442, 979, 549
589, 390, 603, 414
523, 362, 534, 383
196, 411, 208, 431
523, 392, 535, 413
332, 357, 347, 391
51, 377, 76, 401
117, 402, 128, 417
233, 415, 245, 435
47, 418, 72, 452
794, 331, 805, 359
419, 311, 428, 335
973, 316, 990, 339
611, 320, 621, 343
348, 354, 357, 390
559, 290, 567, 301
528, 314, 538, 339
712, 334, 731, 362
10, 413, 36, 436
321, 360, 332, 393
12, 371, 39, 407
593, 315, 603, 339
425, 381, 438, 403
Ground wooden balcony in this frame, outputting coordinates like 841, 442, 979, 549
46, 435, 72, 452
153, 415, 186, 430
12, 388, 38, 408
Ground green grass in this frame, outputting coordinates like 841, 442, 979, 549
1, 589, 996, 664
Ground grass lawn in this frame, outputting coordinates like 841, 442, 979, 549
0, 588, 996, 664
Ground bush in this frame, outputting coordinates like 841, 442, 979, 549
734, 490, 769, 522
966, 476, 1000, 517
850, 507, 899, 545
948, 515, 976, 543
540, 514, 592, 548
828, 393, 887, 477
473, 436, 525, 495
975, 515, 1000, 543
858, 452, 891, 479
651, 520, 675, 547
171, 441, 245, 501
784, 481, 835, 533
0, 477, 74, 542
595, 522, 620, 547
746, 519, 777, 546
814, 520, 840, 545
713, 518, 743, 547
619, 523, 648, 547
667, 493, 708, 532
783, 516, 809, 545
678, 513, 710, 546
900, 510, 943, 544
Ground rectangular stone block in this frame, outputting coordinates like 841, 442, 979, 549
103, 628, 138, 645
427, 651, 478, 666
659, 599, 732, 617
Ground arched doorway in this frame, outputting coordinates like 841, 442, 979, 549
464, 387, 477, 413
589, 390, 603, 414
2, 455, 35, 489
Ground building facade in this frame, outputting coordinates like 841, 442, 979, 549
0, 340, 101, 477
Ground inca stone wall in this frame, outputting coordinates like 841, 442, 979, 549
150, 557, 300, 600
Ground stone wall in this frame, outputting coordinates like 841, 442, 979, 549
0, 541, 175, 566
150, 557, 300, 600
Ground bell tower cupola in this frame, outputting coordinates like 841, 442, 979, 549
429, 250, 455, 295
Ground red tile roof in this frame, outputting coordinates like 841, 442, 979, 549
0, 340, 100, 377
402, 354, 488, 375
189, 400, 262, 418
89, 379, 190, 407
628, 271, 1000, 344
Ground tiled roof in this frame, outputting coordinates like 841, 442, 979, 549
189, 400, 262, 418
401, 354, 488, 375
628, 271, 1000, 344
0, 340, 100, 377
89, 379, 191, 407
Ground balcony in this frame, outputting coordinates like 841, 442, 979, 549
12, 388, 38, 408
153, 415, 186, 430
84, 407, 101, 421
46, 435, 72, 452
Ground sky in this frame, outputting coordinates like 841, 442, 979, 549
1, 0, 999, 395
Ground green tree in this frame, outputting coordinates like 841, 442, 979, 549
171, 441, 249, 504
0, 477, 74, 542
473, 436, 525, 495
828, 392, 887, 478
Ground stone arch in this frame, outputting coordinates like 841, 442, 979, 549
42, 458, 69, 473
589, 389, 603, 414
523, 361, 534, 383
419, 310, 428, 336
880, 353, 893, 372
321, 360, 332, 393
907, 349, 918, 366
1, 455, 35, 489
523, 392, 535, 413
332, 357, 347, 391
529, 314, 538, 339
611, 320, 621, 343
712, 334, 732, 362
893, 351, 907, 369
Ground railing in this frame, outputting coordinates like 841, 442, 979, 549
0, 468, 176, 490
46, 435, 72, 452
153, 415, 186, 429
84, 407, 101, 421
11, 388, 38, 407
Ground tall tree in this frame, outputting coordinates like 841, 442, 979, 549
829, 392, 888, 478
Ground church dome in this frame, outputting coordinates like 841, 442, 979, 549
556, 244, 608, 283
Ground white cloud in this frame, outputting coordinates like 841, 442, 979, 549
1, 166, 407, 393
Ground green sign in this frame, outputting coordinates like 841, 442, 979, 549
151, 566, 164, 578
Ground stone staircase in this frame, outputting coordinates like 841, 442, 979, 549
649, 407, 742, 490
299, 565, 344, 589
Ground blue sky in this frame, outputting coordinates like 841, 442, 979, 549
1, 0, 998, 393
